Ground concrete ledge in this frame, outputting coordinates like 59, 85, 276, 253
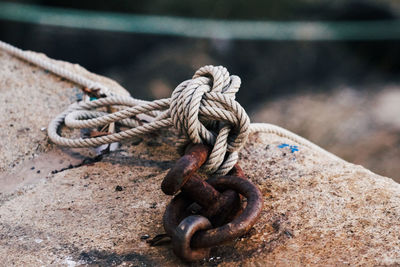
0, 51, 399, 266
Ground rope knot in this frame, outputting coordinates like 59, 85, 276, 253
170, 65, 250, 175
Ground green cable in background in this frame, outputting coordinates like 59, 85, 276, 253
0, 2, 399, 40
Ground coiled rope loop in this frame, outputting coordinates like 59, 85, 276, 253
170, 65, 250, 174
0, 40, 344, 172
48, 65, 250, 175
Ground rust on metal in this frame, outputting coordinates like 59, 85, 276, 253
180, 173, 241, 224
163, 192, 193, 238
181, 173, 220, 207
191, 175, 263, 248
228, 163, 245, 178
164, 175, 263, 250
161, 143, 264, 262
171, 215, 212, 261
161, 144, 209, 195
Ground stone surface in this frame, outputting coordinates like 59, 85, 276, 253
0, 51, 399, 266
251, 88, 400, 182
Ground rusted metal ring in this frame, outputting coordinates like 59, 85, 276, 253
164, 175, 263, 249
163, 193, 193, 238
171, 215, 212, 262
161, 144, 208, 195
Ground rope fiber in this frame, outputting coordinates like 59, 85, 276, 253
0, 40, 344, 175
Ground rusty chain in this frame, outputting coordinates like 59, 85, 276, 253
161, 144, 263, 262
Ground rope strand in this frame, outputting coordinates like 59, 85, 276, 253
0, 40, 345, 176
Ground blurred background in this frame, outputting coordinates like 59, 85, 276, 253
0, 0, 399, 181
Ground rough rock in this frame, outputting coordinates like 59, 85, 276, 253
0, 51, 399, 266
251, 88, 400, 182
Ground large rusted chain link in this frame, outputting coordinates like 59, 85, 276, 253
162, 144, 263, 261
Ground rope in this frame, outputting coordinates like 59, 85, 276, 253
0, 40, 344, 176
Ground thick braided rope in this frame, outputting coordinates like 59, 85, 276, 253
0, 40, 150, 108
47, 65, 251, 175
0, 40, 111, 96
0, 40, 345, 176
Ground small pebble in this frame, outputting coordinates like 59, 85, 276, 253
115, 185, 123, 191
36, 170, 40, 173
30, 166, 35, 170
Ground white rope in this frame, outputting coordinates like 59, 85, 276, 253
0, 40, 344, 176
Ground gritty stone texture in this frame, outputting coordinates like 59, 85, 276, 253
251, 88, 400, 182
0, 50, 128, 174
0, 51, 399, 266
0, 51, 75, 173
